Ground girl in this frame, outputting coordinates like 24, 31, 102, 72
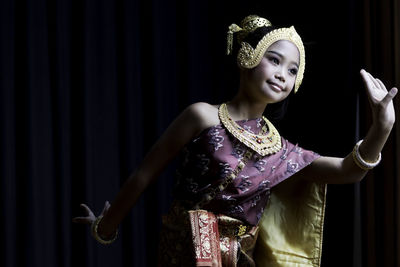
73, 15, 397, 266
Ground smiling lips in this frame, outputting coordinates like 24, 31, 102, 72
267, 81, 284, 92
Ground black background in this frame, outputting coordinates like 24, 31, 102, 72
1, 0, 395, 266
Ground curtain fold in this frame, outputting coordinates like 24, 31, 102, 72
361, 0, 400, 266
395, 1, 400, 266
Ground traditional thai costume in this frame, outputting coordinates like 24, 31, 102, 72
158, 15, 327, 267
159, 114, 326, 266
87, 15, 383, 267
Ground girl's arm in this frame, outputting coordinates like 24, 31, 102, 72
298, 69, 397, 184
73, 102, 219, 238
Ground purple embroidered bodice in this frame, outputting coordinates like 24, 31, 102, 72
173, 118, 319, 226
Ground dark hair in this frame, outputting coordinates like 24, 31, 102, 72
241, 26, 277, 48
264, 93, 292, 125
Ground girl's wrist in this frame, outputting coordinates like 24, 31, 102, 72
91, 216, 118, 245
97, 217, 117, 239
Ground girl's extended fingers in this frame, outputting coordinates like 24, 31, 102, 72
361, 70, 374, 88
376, 79, 388, 93
380, 87, 398, 108
366, 71, 381, 89
72, 216, 94, 225
360, 70, 375, 98
101, 201, 110, 216
80, 203, 95, 217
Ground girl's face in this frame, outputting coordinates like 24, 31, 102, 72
242, 40, 300, 104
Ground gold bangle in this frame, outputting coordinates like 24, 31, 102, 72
352, 140, 381, 170
91, 216, 118, 245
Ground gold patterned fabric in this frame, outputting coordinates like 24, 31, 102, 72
159, 180, 326, 267
158, 202, 260, 266
254, 179, 327, 267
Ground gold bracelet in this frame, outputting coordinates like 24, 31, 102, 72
352, 140, 381, 170
91, 216, 118, 245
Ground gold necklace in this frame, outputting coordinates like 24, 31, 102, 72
218, 103, 282, 156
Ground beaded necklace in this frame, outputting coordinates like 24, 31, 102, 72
218, 103, 282, 156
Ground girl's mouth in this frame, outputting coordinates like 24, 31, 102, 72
267, 81, 283, 92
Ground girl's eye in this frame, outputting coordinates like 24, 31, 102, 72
269, 57, 279, 64
289, 68, 298, 75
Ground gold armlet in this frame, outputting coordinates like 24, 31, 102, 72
91, 216, 118, 245
352, 140, 381, 170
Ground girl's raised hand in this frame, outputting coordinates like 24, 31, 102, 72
73, 201, 110, 225
360, 69, 397, 129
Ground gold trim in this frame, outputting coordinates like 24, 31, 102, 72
226, 15, 272, 55
218, 103, 282, 156
237, 15, 272, 44
352, 139, 381, 170
237, 225, 247, 237
91, 216, 118, 245
227, 23, 243, 55
241, 15, 271, 33
194, 145, 253, 209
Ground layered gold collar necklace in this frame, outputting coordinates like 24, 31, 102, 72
218, 103, 282, 156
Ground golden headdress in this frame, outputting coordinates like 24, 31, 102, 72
227, 15, 305, 93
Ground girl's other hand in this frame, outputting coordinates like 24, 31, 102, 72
360, 69, 398, 130
73, 201, 110, 225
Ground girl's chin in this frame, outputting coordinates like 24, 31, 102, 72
260, 92, 287, 104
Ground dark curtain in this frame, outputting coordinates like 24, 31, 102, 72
0, 0, 398, 266
360, 0, 400, 266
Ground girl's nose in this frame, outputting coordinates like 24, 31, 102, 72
275, 71, 285, 82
